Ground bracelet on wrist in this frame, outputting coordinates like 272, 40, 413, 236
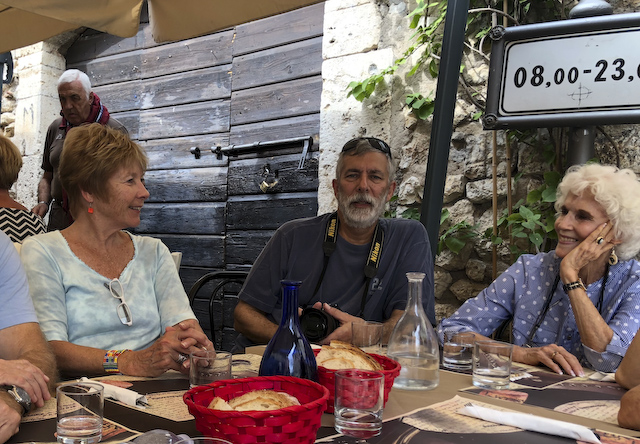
38, 201, 49, 205
103, 349, 131, 374
562, 278, 586, 293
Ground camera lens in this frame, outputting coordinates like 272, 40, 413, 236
300, 307, 338, 342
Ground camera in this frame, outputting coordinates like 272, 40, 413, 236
300, 305, 339, 342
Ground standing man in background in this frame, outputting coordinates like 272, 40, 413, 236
31, 69, 128, 231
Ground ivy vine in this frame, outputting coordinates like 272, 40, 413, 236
356, 0, 580, 258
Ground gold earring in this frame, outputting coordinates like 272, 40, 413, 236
609, 247, 618, 266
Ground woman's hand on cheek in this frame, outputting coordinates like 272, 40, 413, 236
561, 222, 616, 280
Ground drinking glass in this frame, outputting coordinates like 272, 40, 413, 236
472, 340, 513, 390
189, 351, 232, 388
334, 369, 384, 439
351, 321, 383, 354
56, 382, 104, 444
442, 330, 475, 370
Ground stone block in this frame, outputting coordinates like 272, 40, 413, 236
397, 175, 422, 205
466, 177, 512, 204
434, 266, 452, 300
435, 301, 459, 324
442, 199, 475, 229
465, 258, 486, 282
15, 154, 42, 209
324, 0, 372, 12
323, 3, 382, 59
435, 243, 472, 271
449, 278, 486, 303
443, 174, 466, 204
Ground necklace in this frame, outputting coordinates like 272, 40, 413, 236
525, 262, 610, 347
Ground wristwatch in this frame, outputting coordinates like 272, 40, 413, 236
0, 385, 31, 415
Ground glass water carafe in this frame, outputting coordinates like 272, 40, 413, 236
387, 272, 439, 390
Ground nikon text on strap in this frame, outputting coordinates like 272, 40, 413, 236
311, 212, 384, 317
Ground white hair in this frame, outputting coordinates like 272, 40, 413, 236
555, 163, 640, 261
57, 69, 92, 98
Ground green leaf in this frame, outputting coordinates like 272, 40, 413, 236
519, 206, 535, 219
445, 236, 466, 254
507, 213, 523, 222
541, 186, 557, 202
440, 208, 450, 224
526, 189, 542, 204
429, 59, 439, 77
412, 97, 426, 109
529, 232, 544, 247
543, 170, 562, 187
417, 102, 435, 119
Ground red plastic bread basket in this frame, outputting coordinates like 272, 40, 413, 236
183, 376, 329, 444
313, 350, 401, 413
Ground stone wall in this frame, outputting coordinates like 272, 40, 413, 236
3, 32, 78, 217
319, 0, 640, 324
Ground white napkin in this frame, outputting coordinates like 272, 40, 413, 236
458, 403, 601, 444
588, 371, 616, 382
80, 377, 149, 407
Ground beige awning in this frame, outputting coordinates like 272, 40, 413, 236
0, 0, 323, 53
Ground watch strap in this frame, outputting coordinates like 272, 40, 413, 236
0, 385, 30, 415
563, 278, 586, 293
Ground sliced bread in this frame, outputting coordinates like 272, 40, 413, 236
208, 390, 300, 411
316, 340, 383, 371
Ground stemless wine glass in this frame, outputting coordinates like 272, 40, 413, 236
334, 369, 384, 442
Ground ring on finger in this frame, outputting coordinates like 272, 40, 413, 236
551, 351, 558, 359
176, 353, 188, 364
596, 237, 605, 245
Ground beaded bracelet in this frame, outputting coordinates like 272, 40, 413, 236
103, 349, 131, 374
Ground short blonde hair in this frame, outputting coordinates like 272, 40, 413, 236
0, 135, 22, 190
555, 163, 640, 261
59, 123, 147, 217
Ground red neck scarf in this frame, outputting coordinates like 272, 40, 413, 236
59, 92, 110, 131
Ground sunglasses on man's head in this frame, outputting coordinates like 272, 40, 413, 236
341, 137, 392, 160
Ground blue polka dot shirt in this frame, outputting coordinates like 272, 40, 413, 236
439, 251, 640, 372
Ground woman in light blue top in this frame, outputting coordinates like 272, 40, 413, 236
22, 123, 213, 378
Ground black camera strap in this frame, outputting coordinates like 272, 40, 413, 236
311, 212, 384, 317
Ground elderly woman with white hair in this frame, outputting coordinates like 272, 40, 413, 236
439, 163, 640, 376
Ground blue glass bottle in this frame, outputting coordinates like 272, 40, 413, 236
259, 280, 318, 381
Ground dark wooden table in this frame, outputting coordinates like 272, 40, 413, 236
11, 352, 640, 444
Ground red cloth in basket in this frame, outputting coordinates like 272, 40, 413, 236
313, 350, 401, 413
183, 376, 329, 444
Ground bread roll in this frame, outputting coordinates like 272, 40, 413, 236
316, 340, 383, 371
208, 396, 234, 411
207, 390, 300, 411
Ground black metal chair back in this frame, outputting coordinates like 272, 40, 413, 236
188, 270, 249, 351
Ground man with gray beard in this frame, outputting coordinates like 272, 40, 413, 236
233, 137, 435, 350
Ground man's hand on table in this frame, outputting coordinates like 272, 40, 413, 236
0, 358, 51, 408
0, 394, 21, 444
309, 302, 364, 345
513, 344, 584, 377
